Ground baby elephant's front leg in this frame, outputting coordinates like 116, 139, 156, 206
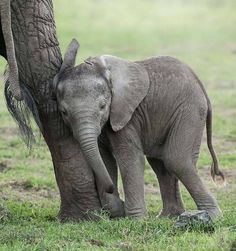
98, 144, 125, 218
115, 146, 147, 218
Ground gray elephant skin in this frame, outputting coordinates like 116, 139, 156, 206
0, 0, 22, 100
2, 0, 110, 222
56, 39, 225, 221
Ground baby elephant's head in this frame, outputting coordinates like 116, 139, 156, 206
55, 55, 112, 135
52, 39, 149, 193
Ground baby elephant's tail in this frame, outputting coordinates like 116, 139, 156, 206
206, 102, 225, 184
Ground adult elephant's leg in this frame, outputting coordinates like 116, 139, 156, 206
41, 113, 102, 222
97, 142, 125, 218
147, 158, 185, 217
8, 0, 102, 222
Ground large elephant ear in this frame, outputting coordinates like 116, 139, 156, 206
98, 55, 150, 131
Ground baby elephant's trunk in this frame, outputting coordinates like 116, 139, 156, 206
73, 122, 114, 194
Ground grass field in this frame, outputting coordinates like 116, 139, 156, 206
0, 0, 236, 250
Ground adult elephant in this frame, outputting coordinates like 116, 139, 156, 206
0, 0, 124, 221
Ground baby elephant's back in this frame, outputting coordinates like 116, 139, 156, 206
134, 56, 208, 148
136, 56, 208, 114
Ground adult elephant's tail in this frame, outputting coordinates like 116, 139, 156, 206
206, 102, 225, 183
1, 0, 23, 100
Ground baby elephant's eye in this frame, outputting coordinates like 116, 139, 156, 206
100, 102, 106, 110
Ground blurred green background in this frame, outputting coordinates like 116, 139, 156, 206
56, 0, 236, 87
0, 0, 235, 250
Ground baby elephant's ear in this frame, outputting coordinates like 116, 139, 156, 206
51, 39, 80, 98
60, 39, 80, 72
98, 55, 150, 131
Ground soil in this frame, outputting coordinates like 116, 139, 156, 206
0, 180, 59, 202
0, 167, 234, 205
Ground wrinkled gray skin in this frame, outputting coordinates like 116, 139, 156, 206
0, 0, 22, 100
2, 0, 108, 222
55, 39, 224, 221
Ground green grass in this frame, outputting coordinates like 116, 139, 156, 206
0, 0, 236, 250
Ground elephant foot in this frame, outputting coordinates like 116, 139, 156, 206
59, 201, 103, 223
158, 206, 185, 218
59, 210, 101, 223
175, 210, 213, 228
125, 207, 147, 219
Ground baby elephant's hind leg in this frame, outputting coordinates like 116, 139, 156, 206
164, 119, 221, 224
147, 157, 185, 217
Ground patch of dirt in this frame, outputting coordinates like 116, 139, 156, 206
218, 139, 236, 155
0, 167, 234, 205
0, 127, 18, 141
203, 168, 236, 194
201, 135, 236, 155
0, 127, 18, 135
0, 180, 59, 202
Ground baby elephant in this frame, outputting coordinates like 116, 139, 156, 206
53, 39, 224, 222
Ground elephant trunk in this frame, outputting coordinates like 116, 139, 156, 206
1, 0, 22, 101
74, 121, 114, 194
